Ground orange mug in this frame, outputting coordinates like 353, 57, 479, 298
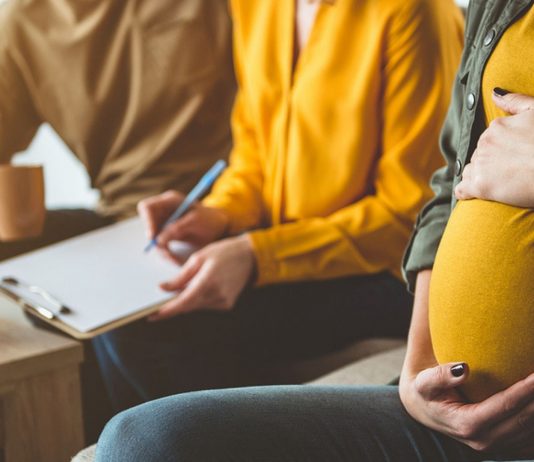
0, 165, 45, 241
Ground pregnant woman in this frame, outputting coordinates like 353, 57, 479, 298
95, 0, 534, 460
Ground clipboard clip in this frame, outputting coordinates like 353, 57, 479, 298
0, 277, 72, 320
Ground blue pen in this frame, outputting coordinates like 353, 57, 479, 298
144, 159, 227, 253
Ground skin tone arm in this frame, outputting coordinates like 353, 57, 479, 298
400, 270, 534, 457
455, 91, 534, 206
137, 191, 257, 320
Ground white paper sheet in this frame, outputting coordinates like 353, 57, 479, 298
0, 218, 181, 333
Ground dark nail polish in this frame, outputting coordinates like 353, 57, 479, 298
493, 87, 509, 97
451, 363, 466, 377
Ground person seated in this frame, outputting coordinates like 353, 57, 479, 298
95, 1, 534, 460
92, 0, 463, 414
0, 0, 235, 259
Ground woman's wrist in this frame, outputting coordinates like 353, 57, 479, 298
227, 233, 258, 284
205, 206, 232, 238
398, 373, 418, 416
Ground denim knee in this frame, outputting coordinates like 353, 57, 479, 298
95, 393, 226, 462
96, 409, 146, 462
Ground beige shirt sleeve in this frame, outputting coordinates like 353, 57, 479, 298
0, 9, 41, 162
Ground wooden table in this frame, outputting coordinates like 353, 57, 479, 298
0, 299, 85, 462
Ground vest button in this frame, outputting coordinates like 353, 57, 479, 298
483, 29, 496, 47
455, 159, 462, 177
466, 93, 476, 110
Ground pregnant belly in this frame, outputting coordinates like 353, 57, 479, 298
429, 199, 534, 402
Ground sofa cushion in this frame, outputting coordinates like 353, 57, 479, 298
72, 444, 96, 462
311, 345, 406, 385
261, 338, 407, 384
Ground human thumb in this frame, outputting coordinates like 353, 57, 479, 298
414, 363, 469, 400
493, 88, 534, 115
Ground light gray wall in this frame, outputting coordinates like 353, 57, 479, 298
12, 126, 99, 208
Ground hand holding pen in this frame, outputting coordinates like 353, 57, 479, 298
138, 159, 257, 321
139, 160, 230, 258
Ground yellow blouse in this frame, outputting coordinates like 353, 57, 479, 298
429, 6, 534, 402
204, 0, 464, 285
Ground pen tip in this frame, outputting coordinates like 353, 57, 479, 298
144, 240, 156, 253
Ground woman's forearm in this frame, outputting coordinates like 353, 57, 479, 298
400, 269, 436, 389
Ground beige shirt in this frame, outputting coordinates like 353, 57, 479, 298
0, 0, 235, 218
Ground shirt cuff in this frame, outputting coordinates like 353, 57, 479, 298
248, 229, 279, 286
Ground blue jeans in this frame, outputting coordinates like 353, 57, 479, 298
93, 273, 413, 412
96, 385, 522, 462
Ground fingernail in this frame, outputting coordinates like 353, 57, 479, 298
493, 87, 509, 97
451, 363, 466, 377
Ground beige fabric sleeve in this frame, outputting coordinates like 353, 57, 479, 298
0, 6, 41, 162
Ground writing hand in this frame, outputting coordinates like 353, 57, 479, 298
148, 234, 255, 321
137, 190, 230, 258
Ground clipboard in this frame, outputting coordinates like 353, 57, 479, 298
0, 218, 184, 340
0, 284, 162, 339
